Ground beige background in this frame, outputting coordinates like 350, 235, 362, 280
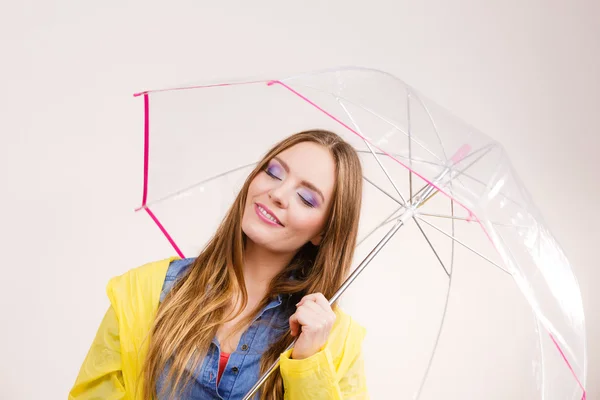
0, 0, 598, 399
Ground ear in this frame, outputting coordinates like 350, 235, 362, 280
310, 233, 324, 246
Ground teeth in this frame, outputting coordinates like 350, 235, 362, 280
258, 206, 279, 224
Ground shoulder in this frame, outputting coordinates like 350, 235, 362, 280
164, 257, 195, 280
160, 257, 196, 301
105, 256, 182, 310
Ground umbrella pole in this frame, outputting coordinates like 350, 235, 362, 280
243, 177, 445, 399
242, 212, 411, 400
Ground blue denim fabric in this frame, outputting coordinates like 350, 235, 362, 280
156, 258, 291, 399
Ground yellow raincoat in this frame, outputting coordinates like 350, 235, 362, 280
69, 258, 369, 399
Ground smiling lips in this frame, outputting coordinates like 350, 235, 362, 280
255, 203, 283, 227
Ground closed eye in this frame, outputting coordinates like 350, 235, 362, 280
298, 194, 315, 208
265, 168, 282, 180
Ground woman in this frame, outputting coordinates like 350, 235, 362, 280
69, 130, 368, 399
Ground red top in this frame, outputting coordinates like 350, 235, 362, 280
217, 351, 230, 385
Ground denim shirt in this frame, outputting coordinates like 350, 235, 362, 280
156, 258, 292, 400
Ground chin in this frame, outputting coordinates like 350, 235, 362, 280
246, 229, 276, 247
242, 218, 274, 246
242, 223, 294, 254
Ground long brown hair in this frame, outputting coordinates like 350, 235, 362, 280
142, 129, 363, 399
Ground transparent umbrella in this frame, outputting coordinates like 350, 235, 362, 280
134, 67, 586, 399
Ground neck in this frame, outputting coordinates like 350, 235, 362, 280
241, 239, 294, 296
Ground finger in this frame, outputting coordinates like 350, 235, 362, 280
299, 293, 331, 312
296, 303, 331, 333
298, 294, 335, 326
298, 298, 327, 319
291, 306, 322, 335
296, 293, 316, 307
290, 307, 320, 334
297, 292, 328, 307
309, 293, 333, 314
289, 313, 300, 336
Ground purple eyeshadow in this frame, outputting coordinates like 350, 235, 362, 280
298, 188, 318, 207
266, 163, 284, 179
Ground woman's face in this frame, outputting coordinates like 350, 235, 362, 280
241, 141, 336, 254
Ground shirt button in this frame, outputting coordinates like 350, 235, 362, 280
241, 344, 249, 351
232, 366, 239, 374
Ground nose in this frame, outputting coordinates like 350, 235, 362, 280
268, 183, 290, 209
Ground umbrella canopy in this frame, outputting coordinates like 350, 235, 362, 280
134, 67, 586, 399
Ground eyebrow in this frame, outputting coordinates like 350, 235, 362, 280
273, 156, 325, 202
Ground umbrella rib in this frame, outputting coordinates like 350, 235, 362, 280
409, 89, 449, 162
364, 139, 408, 204
407, 92, 414, 200
363, 174, 435, 213
362, 176, 405, 206
356, 206, 405, 247
337, 99, 408, 204
419, 212, 526, 229
292, 82, 443, 162
413, 218, 450, 277
139, 162, 257, 209
355, 147, 527, 209
414, 204, 458, 399
419, 212, 473, 221
450, 199, 456, 276
356, 150, 446, 168
357, 150, 446, 168
416, 216, 511, 275
414, 209, 455, 399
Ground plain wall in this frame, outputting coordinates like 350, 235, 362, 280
0, 0, 598, 398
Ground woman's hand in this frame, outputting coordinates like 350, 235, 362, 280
289, 293, 336, 360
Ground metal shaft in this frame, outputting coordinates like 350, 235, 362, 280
242, 216, 407, 400
242, 169, 449, 400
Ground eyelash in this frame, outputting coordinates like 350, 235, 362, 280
299, 195, 315, 208
264, 167, 315, 208
265, 168, 280, 180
